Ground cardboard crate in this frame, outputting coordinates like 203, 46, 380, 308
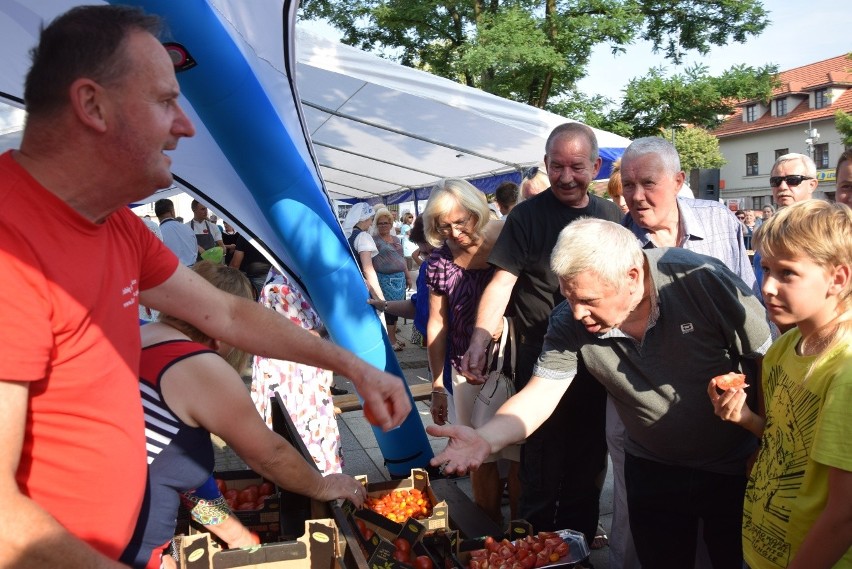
340, 509, 442, 569
212, 470, 283, 544
346, 469, 448, 534
177, 518, 339, 569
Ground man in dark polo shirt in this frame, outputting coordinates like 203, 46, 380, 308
435, 218, 771, 568
460, 123, 622, 544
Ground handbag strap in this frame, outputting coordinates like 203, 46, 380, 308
488, 316, 512, 375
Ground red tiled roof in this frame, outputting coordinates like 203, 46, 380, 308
713, 54, 852, 138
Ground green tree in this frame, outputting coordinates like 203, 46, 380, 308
300, 0, 769, 109
837, 111, 852, 147
670, 127, 726, 173
604, 63, 778, 139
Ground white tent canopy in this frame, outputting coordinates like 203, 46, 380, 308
296, 28, 630, 202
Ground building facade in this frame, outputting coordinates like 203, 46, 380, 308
713, 54, 851, 209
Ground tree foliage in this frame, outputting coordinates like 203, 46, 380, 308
836, 110, 852, 147
603, 63, 779, 139
300, 0, 769, 109
671, 127, 726, 173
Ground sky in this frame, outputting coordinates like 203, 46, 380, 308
300, 0, 849, 106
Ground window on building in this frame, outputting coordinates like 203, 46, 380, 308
776, 98, 787, 116
745, 105, 757, 122
752, 196, 769, 210
746, 153, 759, 176
775, 148, 789, 160
814, 143, 830, 169
814, 89, 829, 109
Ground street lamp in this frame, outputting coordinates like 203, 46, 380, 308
805, 122, 820, 159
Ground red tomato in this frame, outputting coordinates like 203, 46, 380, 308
238, 486, 259, 505
224, 489, 238, 502
392, 549, 409, 563
519, 555, 536, 569
714, 372, 747, 391
355, 519, 367, 537
393, 537, 411, 554
215, 478, 227, 494
236, 502, 257, 511
258, 482, 275, 496
362, 401, 381, 426
362, 527, 374, 541
413, 555, 434, 569
225, 498, 236, 510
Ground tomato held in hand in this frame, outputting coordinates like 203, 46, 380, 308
362, 401, 382, 427
714, 372, 747, 391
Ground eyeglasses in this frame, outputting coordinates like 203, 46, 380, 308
735, 214, 745, 219
769, 175, 814, 188
436, 214, 473, 235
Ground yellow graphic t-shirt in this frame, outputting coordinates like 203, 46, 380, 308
743, 329, 852, 568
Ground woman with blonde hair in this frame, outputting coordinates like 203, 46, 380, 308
372, 207, 415, 350
423, 178, 521, 527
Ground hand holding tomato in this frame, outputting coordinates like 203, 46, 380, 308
350, 365, 411, 431
707, 373, 756, 429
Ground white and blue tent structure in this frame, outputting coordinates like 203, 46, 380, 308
0, 0, 630, 476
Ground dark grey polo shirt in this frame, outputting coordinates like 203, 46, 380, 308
533, 247, 772, 474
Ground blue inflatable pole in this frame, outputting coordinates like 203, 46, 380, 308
124, 0, 433, 476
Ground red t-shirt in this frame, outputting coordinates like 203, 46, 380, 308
0, 151, 179, 559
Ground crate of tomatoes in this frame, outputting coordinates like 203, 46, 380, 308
458, 528, 590, 569
347, 468, 449, 534
345, 510, 441, 569
210, 470, 282, 544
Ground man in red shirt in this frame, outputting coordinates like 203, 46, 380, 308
0, 6, 409, 568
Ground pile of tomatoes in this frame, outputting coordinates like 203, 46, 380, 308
215, 478, 276, 511
364, 488, 432, 522
467, 533, 570, 569
353, 519, 434, 569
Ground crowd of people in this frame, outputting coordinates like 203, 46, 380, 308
426, 134, 852, 569
1, 4, 850, 569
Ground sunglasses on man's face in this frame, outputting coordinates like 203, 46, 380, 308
769, 175, 814, 188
